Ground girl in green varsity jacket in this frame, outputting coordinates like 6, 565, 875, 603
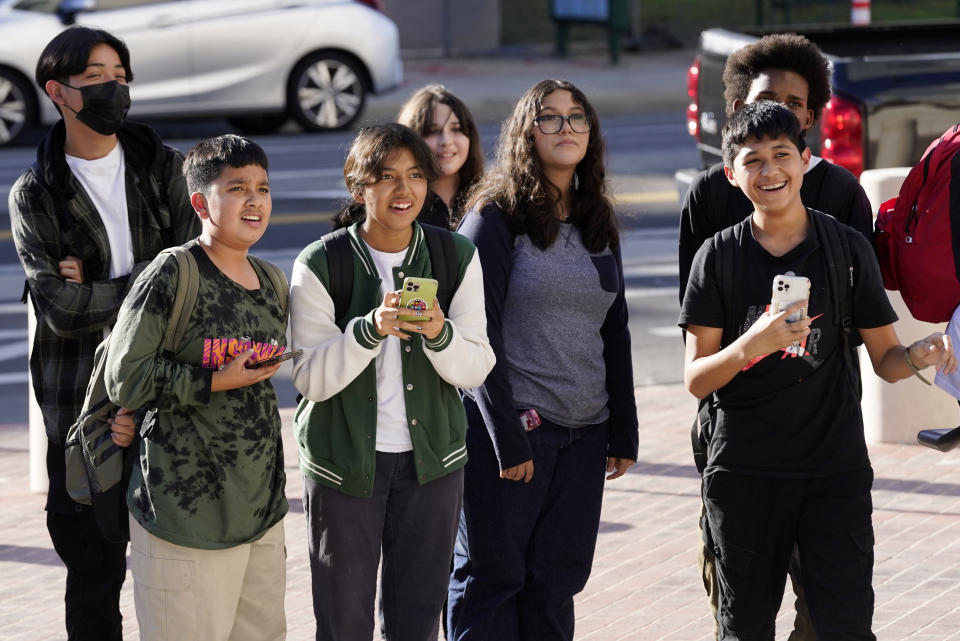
290, 123, 494, 641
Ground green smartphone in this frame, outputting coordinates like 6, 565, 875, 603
397, 277, 438, 322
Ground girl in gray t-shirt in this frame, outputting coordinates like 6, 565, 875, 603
449, 79, 639, 641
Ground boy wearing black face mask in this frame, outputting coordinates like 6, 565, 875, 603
8, 26, 199, 641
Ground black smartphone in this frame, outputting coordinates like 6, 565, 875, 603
247, 348, 302, 369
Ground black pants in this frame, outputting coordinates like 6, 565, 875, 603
45, 439, 127, 641
46, 510, 127, 641
703, 468, 875, 641
304, 451, 463, 641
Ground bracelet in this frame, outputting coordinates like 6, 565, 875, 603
904, 347, 932, 385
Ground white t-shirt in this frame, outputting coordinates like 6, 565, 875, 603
65, 142, 133, 279
364, 241, 413, 452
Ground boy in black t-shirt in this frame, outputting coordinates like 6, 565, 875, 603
680, 101, 956, 641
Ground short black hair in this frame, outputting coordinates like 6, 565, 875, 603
35, 26, 134, 91
722, 33, 831, 122
182, 134, 269, 194
722, 101, 807, 167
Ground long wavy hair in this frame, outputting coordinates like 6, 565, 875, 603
465, 79, 617, 252
333, 123, 438, 229
398, 83, 483, 222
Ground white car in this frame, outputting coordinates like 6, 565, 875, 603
0, 0, 403, 145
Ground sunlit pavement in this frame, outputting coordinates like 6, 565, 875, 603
2, 385, 960, 640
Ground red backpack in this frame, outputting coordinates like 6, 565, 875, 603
875, 123, 960, 323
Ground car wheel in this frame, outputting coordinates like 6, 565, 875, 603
288, 52, 367, 132
228, 114, 289, 135
0, 68, 37, 147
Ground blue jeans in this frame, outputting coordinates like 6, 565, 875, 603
448, 398, 609, 641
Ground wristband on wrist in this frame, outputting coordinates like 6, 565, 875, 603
904, 346, 932, 385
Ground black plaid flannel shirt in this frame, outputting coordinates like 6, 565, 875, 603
8, 122, 200, 443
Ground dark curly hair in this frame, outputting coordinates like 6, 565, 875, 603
722, 33, 831, 122
465, 79, 617, 253
333, 123, 438, 229
398, 84, 484, 225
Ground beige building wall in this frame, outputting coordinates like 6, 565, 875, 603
382, 0, 501, 56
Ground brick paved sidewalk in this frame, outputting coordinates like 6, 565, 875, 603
2, 384, 959, 640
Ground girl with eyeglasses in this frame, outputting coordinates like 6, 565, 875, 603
446, 79, 639, 641
398, 84, 484, 230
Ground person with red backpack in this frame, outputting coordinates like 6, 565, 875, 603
875, 122, 960, 324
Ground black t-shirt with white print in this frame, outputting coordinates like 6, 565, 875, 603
679, 210, 897, 478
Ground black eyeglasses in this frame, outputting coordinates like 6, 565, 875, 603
534, 113, 591, 135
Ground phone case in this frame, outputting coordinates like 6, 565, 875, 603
398, 277, 438, 322
770, 274, 811, 322
249, 348, 303, 369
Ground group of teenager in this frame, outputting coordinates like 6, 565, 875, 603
10, 23, 959, 641
12, 26, 636, 641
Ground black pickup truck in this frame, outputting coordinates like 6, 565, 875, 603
681, 22, 960, 182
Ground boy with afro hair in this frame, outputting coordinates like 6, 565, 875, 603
679, 33, 873, 299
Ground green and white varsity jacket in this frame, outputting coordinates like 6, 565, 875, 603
290, 222, 494, 497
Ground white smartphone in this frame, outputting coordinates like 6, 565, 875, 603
770, 274, 810, 322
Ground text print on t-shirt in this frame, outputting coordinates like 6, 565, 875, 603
740, 304, 824, 371
202, 337, 285, 369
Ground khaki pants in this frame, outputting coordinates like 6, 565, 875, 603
698, 507, 817, 641
129, 516, 286, 641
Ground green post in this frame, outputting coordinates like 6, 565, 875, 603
608, 0, 630, 65
556, 20, 569, 58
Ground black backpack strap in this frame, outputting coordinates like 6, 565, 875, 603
810, 209, 861, 396
320, 227, 354, 324
420, 223, 458, 312
691, 223, 740, 474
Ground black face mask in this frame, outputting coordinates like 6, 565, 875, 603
61, 80, 131, 135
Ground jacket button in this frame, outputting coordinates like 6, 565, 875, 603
366, 434, 372, 439
368, 396, 373, 402
406, 383, 413, 391
418, 458, 423, 465
405, 345, 411, 353
397, 271, 405, 279
411, 419, 418, 426
363, 474, 369, 480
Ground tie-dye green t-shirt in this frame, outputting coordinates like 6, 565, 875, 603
108, 240, 288, 549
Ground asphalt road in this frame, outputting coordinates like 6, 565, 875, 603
0, 112, 696, 424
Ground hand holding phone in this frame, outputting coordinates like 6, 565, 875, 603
248, 348, 302, 369
397, 277, 438, 322
770, 274, 810, 322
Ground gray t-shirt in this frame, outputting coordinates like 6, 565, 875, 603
501, 223, 617, 427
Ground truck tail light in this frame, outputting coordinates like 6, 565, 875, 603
686, 56, 701, 140
820, 94, 864, 177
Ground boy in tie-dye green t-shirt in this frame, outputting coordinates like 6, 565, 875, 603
105, 135, 289, 640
